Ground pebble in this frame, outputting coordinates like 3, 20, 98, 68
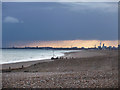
2, 70, 118, 88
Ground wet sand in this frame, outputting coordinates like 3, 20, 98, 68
2, 50, 118, 88
2, 59, 53, 70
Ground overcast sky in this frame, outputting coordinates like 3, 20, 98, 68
2, 2, 118, 47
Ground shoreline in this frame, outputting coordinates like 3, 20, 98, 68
2, 49, 108, 70
2, 49, 79, 69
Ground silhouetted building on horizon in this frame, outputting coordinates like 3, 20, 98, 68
2, 43, 118, 50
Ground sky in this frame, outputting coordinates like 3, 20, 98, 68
2, 2, 118, 48
2, 0, 119, 2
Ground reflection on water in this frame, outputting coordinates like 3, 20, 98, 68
2, 49, 75, 64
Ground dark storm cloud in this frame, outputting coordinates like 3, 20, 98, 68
2, 2, 118, 47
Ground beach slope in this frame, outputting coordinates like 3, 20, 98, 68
2, 50, 118, 88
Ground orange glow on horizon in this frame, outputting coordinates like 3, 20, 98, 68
11, 40, 118, 48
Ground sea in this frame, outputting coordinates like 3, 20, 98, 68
1, 49, 76, 64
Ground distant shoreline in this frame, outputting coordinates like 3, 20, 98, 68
1, 45, 118, 50
1, 48, 88, 50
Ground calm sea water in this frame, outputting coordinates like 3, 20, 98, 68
1, 49, 75, 64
